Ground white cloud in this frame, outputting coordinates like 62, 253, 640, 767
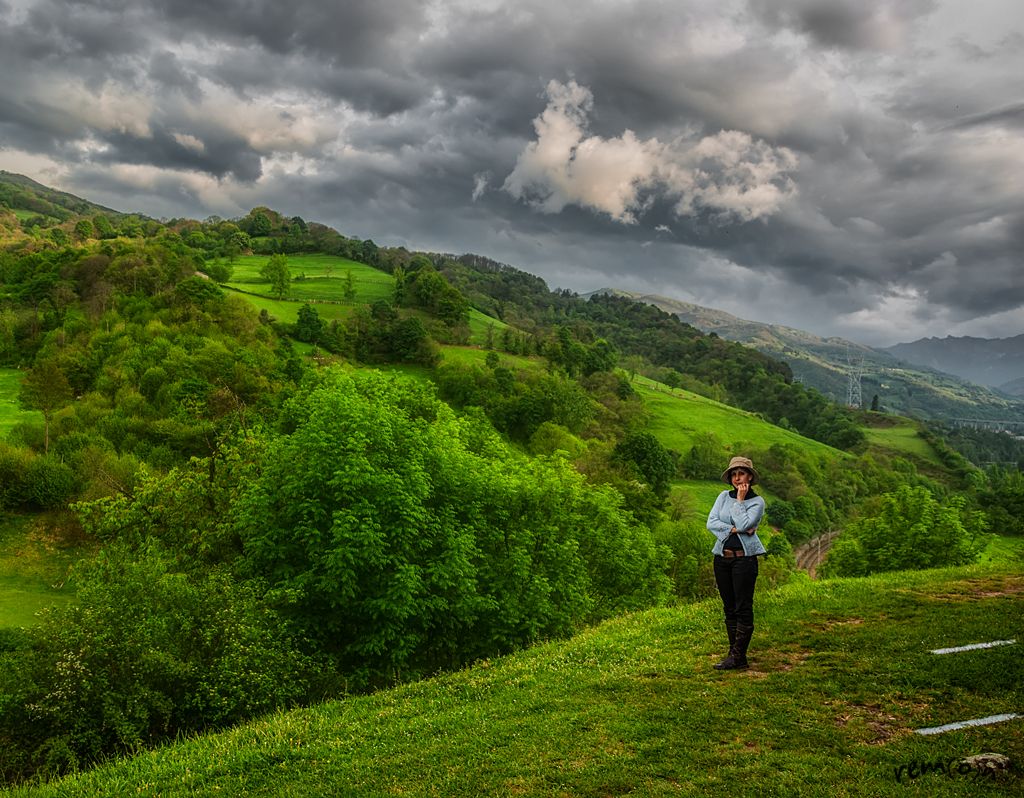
503, 79, 798, 225
471, 171, 489, 201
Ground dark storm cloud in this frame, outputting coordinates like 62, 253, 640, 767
748, 0, 937, 51
151, 0, 426, 63
97, 126, 263, 182
3, 0, 1024, 345
148, 51, 203, 102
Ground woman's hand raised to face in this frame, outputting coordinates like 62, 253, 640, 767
732, 469, 751, 501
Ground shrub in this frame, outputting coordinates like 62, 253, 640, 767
232, 369, 669, 687
0, 542, 313, 782
821, 485, 987, 577
23, 456, 77, 509
0, 443, 31, 509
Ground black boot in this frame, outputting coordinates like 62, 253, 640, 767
714, 623, 752, 671
713, 621, 737, 669
732, 623, 753, 669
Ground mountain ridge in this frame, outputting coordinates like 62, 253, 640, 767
884, 333, 1024, 394
583, 287, 1024, 421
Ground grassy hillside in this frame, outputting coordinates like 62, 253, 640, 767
225, 254, 395, 305
634, 376, 842, 460
861, 414, 945, 468
0, 515, 82, 629
0, 171, 122, 221
223, 254, 508, 345
0, 369, 38, 439
611, 290, 1024, 423
7, 563, 1021, 797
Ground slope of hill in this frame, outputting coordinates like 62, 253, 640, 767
885, 334, 1024, 395
7, 563, 1021, 798
0, 171, 123, 222
587, 289, 1024, 423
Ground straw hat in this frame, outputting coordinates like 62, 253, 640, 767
721, 456, 759, 485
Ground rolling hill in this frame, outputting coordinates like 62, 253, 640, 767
586, 289, 1024, 423
0, 170, 123, 223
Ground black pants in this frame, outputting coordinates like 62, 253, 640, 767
714, 554, 758, 627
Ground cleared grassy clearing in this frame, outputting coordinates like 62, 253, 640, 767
11, 563, 1021, 797
10, 210, 59, 223
0, 368, 38, 439
862, 415, 943, 466
979, 534, 1024, 566
225, 254, 394, 305
0, 514, 83, 629
225, 290, 354, 326
224, 256, 506, 347
437, 345, 541, 372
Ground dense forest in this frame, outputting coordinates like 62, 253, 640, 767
0, 177, 1017, 784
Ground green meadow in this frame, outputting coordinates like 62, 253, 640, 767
225, 254, 394, 305
0, 368, 38, 439
0, 515, 80, 629
7, 563, 1021, 797
222, 255, 507, 346
862, 415, 944, 467
634, 375, 844, 460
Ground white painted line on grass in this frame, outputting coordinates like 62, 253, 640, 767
915, 713, 1022, 736
930, 639, 1016, 655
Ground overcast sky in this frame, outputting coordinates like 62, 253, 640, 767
2, 0, 1023, 346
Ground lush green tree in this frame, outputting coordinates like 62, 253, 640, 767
583, 338, 617, 376
248, 210, 272, 236
74, 219, 94, 241
19, 357, 74, 453
231, 370, 668, 686
977, 466, 1024, 536
613, 432, 678, 500
294, 303, 324, 343
681, 431, 725, 481
821, 485, 987, 577
260, 254, 291, 299
92, 214, 115, 239
342, 269, 357, 301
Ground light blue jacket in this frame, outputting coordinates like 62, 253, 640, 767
707, 489, 767, 557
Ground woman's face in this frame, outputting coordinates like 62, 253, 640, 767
730, 468, 752, 488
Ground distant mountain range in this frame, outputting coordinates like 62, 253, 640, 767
884, 335, 1024, 396
584, 289, 1024, 422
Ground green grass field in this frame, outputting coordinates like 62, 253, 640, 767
225, 254, 394, 305
223, 255, 506, 346
0, 368, 39, 439
862, 415, 944, 467
979, 534, 1024, 566
10, 209, 59, 224
9, 563, 1021, 797
0, 514, 82, 629
437, 345, 542, 372
634, 375, 843, 460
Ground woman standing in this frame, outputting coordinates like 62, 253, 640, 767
706, 456, 766, 670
